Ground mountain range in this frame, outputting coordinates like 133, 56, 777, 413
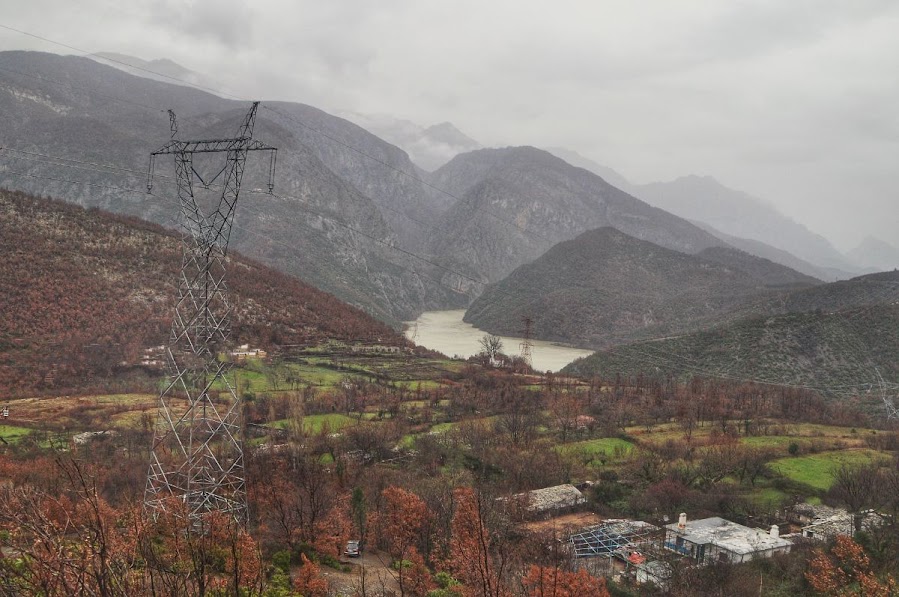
543, 148, 866, 280
0, 50, 441, 323
0, 50, 740, 325
424, 147, 726, 299
1, 49, 888, 360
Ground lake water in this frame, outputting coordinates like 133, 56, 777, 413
405, 310, 595, 373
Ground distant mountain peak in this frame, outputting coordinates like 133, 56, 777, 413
631, 175, 858, 274
847, 235, 899, 271
337, 111, 482, 171
422, 121, 478, 145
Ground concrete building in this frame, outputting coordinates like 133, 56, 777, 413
664, 514, 791, 565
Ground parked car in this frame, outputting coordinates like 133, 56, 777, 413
345, 540, 361, 557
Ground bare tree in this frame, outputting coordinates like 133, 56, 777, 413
829, 462, 884, 534
478, 334, 504, 361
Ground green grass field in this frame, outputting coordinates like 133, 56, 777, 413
0, 424, 34, 444
555, 438, 635, 467
769, 449, 889, 491
271, 413, 358, 434
626, 422, 876, 447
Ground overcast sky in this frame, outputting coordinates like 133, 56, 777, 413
2, 0, 897, 250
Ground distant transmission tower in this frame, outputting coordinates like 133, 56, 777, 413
519, 316, 534, 368
144, 102, 277, 522
876, 370, 899, 421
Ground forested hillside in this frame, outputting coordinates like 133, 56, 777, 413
465, 227, 818, 347
0, 189, 403, 396
563, 303, 899, 394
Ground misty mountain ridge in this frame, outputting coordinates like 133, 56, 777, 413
464, 226, 819, 348
338, 111, 482, 172
543, 147, 634, 194
67, 50, 878, 281
847, 236, 899, 272
688, 220, 859, 282
544, 148, 864, 279
633, 174, 859, 273
89, 51, 223, 95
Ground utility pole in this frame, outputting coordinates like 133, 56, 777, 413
144, 102, 276, 523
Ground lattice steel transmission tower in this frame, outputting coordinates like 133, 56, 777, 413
519, 316, 534, 368
144, 102, 276, 522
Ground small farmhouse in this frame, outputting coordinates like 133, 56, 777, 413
229, 344, 268, 360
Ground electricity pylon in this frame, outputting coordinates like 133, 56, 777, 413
144, 102, 276, 522
519, 316, 534, 368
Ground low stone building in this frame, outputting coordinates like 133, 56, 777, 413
505, 484, 587, 520
789, 503, 878, 542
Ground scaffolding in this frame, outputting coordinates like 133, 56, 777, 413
570, 520, 661, 560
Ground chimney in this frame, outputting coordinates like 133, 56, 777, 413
678, 513, 687, 530
769, 524, 779, 538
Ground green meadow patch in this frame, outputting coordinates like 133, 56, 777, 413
0, 424, 34, 444
270, 413, 357, 434
556, 437, 634, 466
769, 449, 889, 491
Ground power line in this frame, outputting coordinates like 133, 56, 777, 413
3, 24, 896, 396
6, 154, 898, 399
0, 22, 558, 247
16, 138, 893, 329
0, 166, 488, 303
0, 23, 232, 98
